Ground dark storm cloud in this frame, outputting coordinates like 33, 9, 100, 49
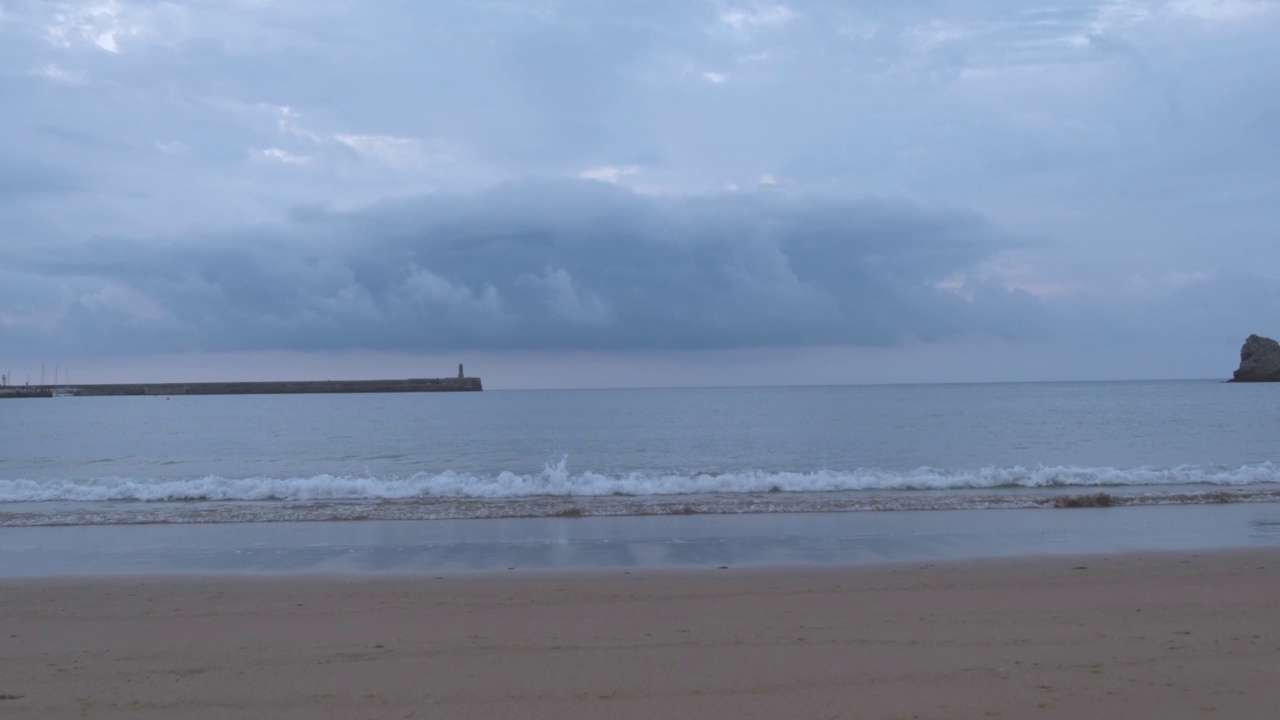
10, 181, 1048, 354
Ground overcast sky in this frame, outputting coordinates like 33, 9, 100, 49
2, 0, 1278, 387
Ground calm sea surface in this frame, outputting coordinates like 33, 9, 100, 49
3, 380, 1280, 527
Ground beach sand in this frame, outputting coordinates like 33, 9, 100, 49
2, 550, 1278, 719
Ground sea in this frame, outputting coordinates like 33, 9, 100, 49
3, 379, 1280, 529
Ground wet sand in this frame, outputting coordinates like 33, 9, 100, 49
3, 549, 1279, 719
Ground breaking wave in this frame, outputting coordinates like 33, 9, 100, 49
3, 458, 1280, 503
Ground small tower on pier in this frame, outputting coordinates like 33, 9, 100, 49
458, 363, 464, 379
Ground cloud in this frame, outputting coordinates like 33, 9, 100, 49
255, 148, 312, 165
34, 63, 85, 84
579, 165, 639, 183
519, 267, 613, 326
935, 259, 1083, 302
715, 4, 796, 36
1168, 0, 1275, 21
5, 180, 1046, 355
399, 264, 507, 322
44, 0, 137, 53
267, 106, 432, 170
74, 282, 171, 323
333, 134, 426, 169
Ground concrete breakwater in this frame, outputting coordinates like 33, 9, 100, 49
0, 387, 54, 399
9, 377, 482, 397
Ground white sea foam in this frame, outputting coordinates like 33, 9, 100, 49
2, 459, 1279, 503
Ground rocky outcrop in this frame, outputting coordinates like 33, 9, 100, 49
1232, 334, 1280, 381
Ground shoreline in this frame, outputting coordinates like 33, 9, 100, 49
4, 502, 1280, 578
3, 548, 1279, 719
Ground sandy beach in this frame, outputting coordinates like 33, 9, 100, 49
2, 549, 1278, 719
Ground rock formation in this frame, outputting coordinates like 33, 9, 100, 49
1232, 334, 1280, 381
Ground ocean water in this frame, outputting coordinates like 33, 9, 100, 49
2, 379, 1280, 528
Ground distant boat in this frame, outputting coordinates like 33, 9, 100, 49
51, 388, 75, 398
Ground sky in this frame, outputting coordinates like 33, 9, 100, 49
1, 0, 1278, 388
